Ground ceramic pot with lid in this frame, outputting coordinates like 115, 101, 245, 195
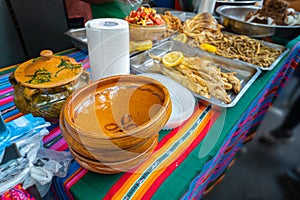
9, 50, 90, 121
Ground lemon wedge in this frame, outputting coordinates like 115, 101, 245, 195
200, 43, 217, 53
162, 51, 184, 68
173, 33, 188, 43
130, 40, 153, 52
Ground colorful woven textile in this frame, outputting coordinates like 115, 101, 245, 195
1, 39, 300, 199
1, 184, 34, 200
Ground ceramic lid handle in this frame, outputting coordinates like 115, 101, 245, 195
40, 50, 53, 59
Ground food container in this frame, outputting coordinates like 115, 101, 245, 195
129, 23, 167, 41
60, 75, 172, 174
9, 50, 90, 121
216, 5, 300, 40
65, 28, 158, 56
165, 11, 196, 22
130, 40, 262, 107
64, 28, 87, 52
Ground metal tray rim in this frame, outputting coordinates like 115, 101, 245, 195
64, 28, 87, 44
216, 5, 300, 29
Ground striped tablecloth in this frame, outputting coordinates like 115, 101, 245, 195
1, 40, 300, 199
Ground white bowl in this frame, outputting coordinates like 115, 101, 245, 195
139, 73, 196, 130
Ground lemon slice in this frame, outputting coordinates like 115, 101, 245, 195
130, 40, 153, 52
200, 43, 217, 53
173, 33, 187, 43
162, 51, 184, 68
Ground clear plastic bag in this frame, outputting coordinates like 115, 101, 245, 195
0, 157, 30, 194
22, 149, 73, 197
0, 114, 50, 195
33, 148, 73, 178
0, 114, 50, 163
114, 0, 142, 15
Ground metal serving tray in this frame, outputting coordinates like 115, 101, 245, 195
65, 28, 88, 51
209, 31, 289, 71
64, 28, 173, 56
257, 40, 289, 71
130, 40, 261, 107
216, 5, 300, 42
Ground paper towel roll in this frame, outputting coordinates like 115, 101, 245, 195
85, 18, 130, 81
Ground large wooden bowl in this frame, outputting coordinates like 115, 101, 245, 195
60, 115, 158, 162
61, 74, 172, 173
69, 137, 157, 174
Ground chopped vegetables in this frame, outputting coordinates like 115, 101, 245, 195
125, 6, 165, 26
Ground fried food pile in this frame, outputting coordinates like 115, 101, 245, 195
245, 0, 300, 26
150, 52, 241, 103
183, 12, 223, 38
182, 12, 283, 68
161, 11, 183, 37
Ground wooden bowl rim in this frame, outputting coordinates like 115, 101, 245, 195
63, 74, 171, 140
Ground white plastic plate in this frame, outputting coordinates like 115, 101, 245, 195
139, 73, 196, 130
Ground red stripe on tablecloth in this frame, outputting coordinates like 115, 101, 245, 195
0, 96, 13, 105
43, 127, 61, 143
49, 138, 68, 151
142, 111, 220, 198
0, 87, 13, 96
64, 168, 89, 200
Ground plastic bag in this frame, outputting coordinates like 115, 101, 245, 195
0, 114, 50, 195
0, 114, 50, 163
114, 0, 143, 15
0, 157, 30, 194
22, 149, 73, 197
33, 148, 73, 178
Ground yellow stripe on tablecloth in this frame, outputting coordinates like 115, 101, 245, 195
112, 105, 211, 199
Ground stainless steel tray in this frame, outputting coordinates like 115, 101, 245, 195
216, 5, 300, 42
216, 0, 261, 5
257, 40, 289, 71
130, 40, 261, 107
205, 31, 289, 71
64, 28, 173, 56
65, 28, 88, 51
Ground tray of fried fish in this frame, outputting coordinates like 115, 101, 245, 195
181, 12, 289, 71
130, 40, 261, 107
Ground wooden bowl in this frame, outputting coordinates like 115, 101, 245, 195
129, 23, 167, 41
60, 115, 158, 162
61, 74, 172, 173
69, 137, 158, 174
63, 75, 172, 143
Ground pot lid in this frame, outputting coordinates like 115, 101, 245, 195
14, 50, 83, 88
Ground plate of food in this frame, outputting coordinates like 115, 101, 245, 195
216, 0, 300, 40
180, 12, 288, 70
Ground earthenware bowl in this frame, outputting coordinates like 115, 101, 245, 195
61, 74, 172, 173
9, 50, 90, 121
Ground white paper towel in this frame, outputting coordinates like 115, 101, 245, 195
85, 18, 130, 81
